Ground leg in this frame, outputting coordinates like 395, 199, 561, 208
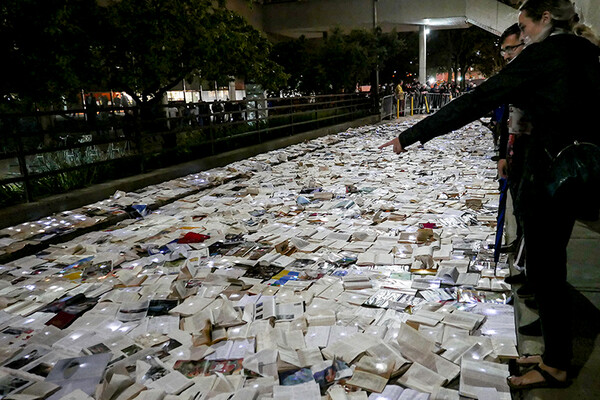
525, 202, 575, 370
509, 198, 575, 388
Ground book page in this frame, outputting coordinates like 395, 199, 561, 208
347, 370, 388, 393
435, 267, 459, 285
273, 328, 305, 350
354, 356, 394, 379
146, 371, 192, 394
366, 385, 404, 400
410, 351, 460, 382
241, 349, 278, 377
455, 273, 479, 287
491, 338, 519, 359
366, 342, 410, 372
430, 387, 461, 400
441, 310, 485, 331
397, 388, 431, 400
277, 348, 302, 368
297, 347, 324, 368
304, 326, 331, 349
272, 381, 321, 399
396, 323, 437, 358
275, 302, 304, 321
395, 362, 447, 394
322, 333, 374, 363
459, 359, 510, 399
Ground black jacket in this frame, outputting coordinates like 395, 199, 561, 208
397, 33, 600, 214
399, 33, 600, 156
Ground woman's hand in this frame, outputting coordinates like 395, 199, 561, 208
378, 137, 406, 154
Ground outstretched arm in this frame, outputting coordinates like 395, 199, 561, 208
378, 137, 405, 154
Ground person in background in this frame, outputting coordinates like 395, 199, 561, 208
395, 80, 405, 117
494, 24, 540, 334
379, 0, 600, 390
496, 23, 529, 271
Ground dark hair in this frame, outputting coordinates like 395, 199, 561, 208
500, 23, 521, 43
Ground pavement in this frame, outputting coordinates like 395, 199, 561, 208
514, 218, 600, 400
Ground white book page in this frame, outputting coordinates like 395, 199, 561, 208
396, 323, 437, 358
347, 370, 388, 393
441, 310, 485, 331
297, 347, 324, 368
435, 267, 459, 284
396, 362, 447, 394
367, 385, 404, 400
273, 381, 321, 400
459, 359, 510, 399
146, 371, 192, 394
304, 326, 331, 348
275, 302, 304, 321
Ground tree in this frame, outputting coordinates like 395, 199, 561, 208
98, 0, 286, 108
377, 30, 412, 84
271, 28, 408, 95
0, 0, 286, 111
427, 26, 500, 88
1, 0, 102, 110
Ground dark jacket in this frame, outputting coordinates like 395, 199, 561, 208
398, 33, 600, 212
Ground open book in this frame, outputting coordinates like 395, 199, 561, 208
356, 252, 395, 266
441, 310, 486, 331
241, 295, 304, 322
435, 266, 459, 285
395, 362, 447, 394
304, 325, 359, 349
459, 359, 511, 400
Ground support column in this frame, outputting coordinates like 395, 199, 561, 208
228, 80, 236, 101
373, 0, 379, 95
419, 25, 427, 84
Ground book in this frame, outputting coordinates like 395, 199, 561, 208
356, 253, 395, 266
242, 295, 304, 322
435, 267, 459, 285
459, 359, 511, 400
0, 369, 38, 399
2, 345, 52, 371
204, 339, 255, 361
441, 310, 486, 331
395, 362, 447, 394
45, 353, 112, 400
304, 325, 358, 349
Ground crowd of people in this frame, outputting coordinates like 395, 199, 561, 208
166, 99, 249, 129
381, 80, 469, 99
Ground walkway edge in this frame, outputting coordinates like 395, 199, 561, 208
0, 115, 380, 230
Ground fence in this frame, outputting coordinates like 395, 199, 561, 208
0, 93, 374, 206
380, 92, 453, 119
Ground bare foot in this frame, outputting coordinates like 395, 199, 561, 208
516, 355, 543, 365
508, 363, 567, 388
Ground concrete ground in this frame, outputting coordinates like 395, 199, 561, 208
514, 219, 600, 400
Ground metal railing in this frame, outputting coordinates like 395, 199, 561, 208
381, 92, 454, 119
0, 93, 374, 205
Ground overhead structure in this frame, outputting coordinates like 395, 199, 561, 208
259, 0, 517, 38
230, 0, 518, 84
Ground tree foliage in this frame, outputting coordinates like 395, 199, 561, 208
0, 0, 286, 110
98, 0, 286, 106
271, 28, 407, 94
427, 26, 501, 87
1, 0, 101, 110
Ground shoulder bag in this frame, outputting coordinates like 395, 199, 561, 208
545, 140, 600, 220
